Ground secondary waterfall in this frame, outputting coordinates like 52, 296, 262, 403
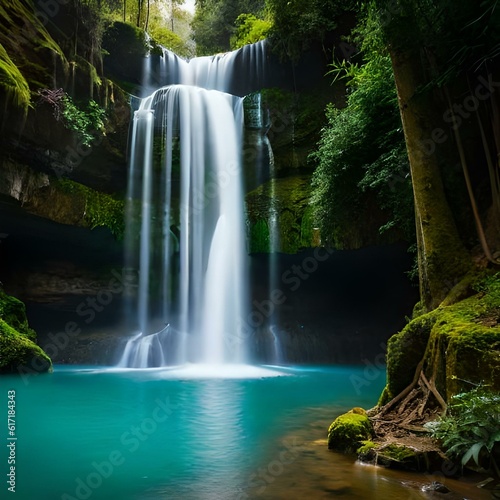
119, 43, 267, 368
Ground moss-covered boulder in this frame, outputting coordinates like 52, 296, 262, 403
382, 270, 500, 404
0, 289, 36, 340
0, 291, 51, 374
327, 407, 373, 452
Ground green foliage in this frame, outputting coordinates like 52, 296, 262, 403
102, 20, 148, 58
374, 0, 500, 86
57, 179, 125, 238
192, 0, 266, 55
0, 44, 31, 111
150, 27, 191, 57
300, 205, 315, 248
265, 0, 357, 59
472, 272, 500, 295
425, 387, 500, 473
231, 13, 271, 49
61, 95, 106, 147
310, 53, 414, 248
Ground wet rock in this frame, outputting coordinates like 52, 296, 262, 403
422, 482, 450, 493
375, 444, 445, 472
328, 408, 372, 452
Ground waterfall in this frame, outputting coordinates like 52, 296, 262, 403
118, 43, 268, 368
152, 40, 267, 96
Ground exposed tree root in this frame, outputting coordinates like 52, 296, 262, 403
371, 352, 447, 441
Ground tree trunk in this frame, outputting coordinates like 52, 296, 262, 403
137, 0, 142, 28
145, 0, 150, 31
389, 47, 471, 310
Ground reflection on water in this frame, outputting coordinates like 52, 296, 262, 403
253, 408, 491, 500
0, 365, 492, 500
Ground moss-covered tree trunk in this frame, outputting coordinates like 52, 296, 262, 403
389, 47, 471, 310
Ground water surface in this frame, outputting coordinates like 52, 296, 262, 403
0, 365, 488, 499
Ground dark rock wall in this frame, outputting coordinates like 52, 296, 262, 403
248, 244, 418, 364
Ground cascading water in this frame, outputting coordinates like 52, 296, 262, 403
137, 39, 268, 101
118, 43, 268, 368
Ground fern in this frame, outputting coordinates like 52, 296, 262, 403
424, 387, 500, 475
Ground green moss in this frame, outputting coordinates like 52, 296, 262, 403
380, 444, 417, 462
0, 44, 31, 111
0, 290, 35, 341
385, 312, 437, 399
356, 440, 377, 456
74, 55, 102, 87
249, 219, 270, 253
300, 205, 315, 248
0, 290, 51, 374
0, 0, 67, 91
384, 270, 500, 402
279, 209, 301, 253
56, 179, 125, 238
0, 319, 51, 374
435, 272, 500, 397
378, 385, 392, 406
412, 300, 426, 319
0, 0, 65, 58
246, 175, 313, 253
327, 408, 373, 452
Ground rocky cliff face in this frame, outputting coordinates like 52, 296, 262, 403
0, 0, 132, 364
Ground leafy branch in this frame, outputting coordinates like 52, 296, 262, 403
425, 386, 500, 476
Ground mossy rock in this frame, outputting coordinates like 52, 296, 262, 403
375, 444, 444, 472
0, 319, 51, 374
385, 312, 437, 399
54, 178, 125, 238
384, 270, 500, 403
327, 408, 373, 452
249, 219, 270, 253
356, 440, 377, 460
0, 290, 36, 341
0, 290, 52, 374
246, 175, 314, 253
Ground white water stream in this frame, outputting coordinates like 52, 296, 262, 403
119, 43, 267, 367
